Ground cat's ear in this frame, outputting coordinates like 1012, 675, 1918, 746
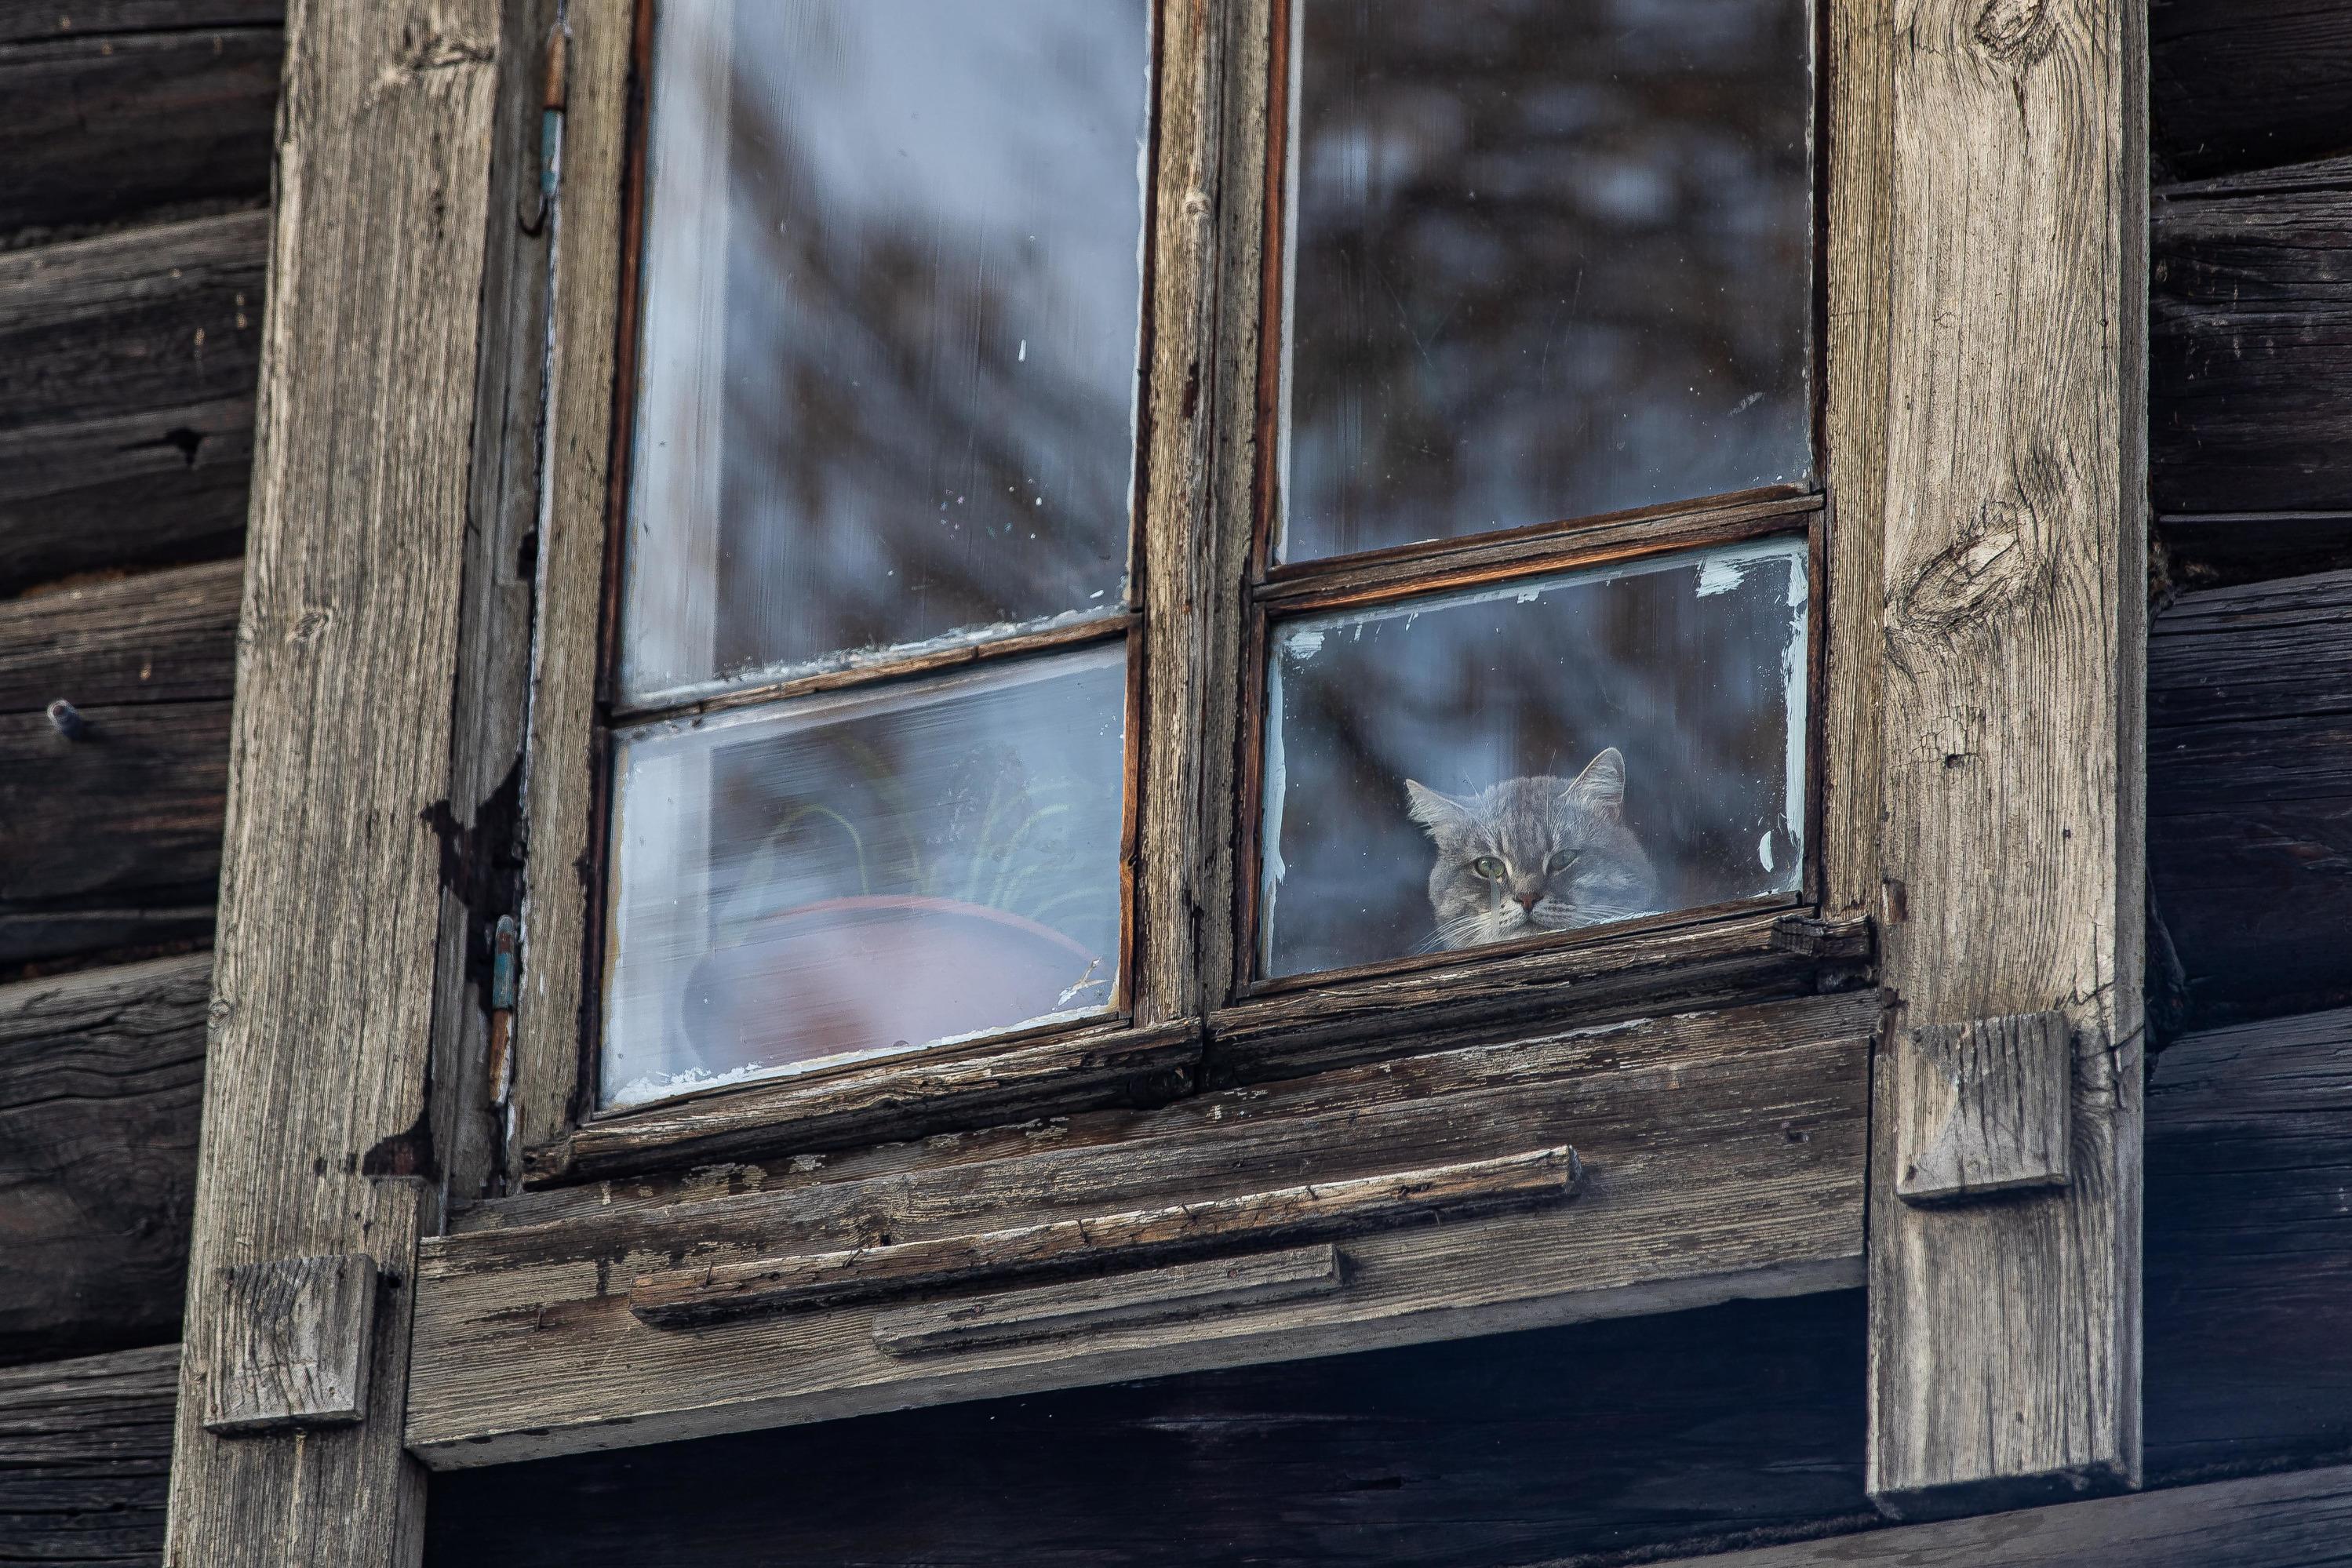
1404, 780, 1473, 837
1564, 748, 1627, 815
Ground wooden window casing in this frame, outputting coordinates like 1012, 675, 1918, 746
512, 0, 1872, 1185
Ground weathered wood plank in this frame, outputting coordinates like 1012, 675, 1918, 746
1636, 1462, 2352, 1568
0, 2, 283, 44
2152, 164, 2352, 518
526, 1020, 1200, 1185
0, 1344, 179, 1567
416, 1001, 2352, 1565
2145, 1006, 2352, 1471
0, 27, 281, 236
632, 1148, 1582, 1326
0, 557, 240, 711
162, 0, 502, 1561
0, 954, 208, 1364
2149, 569, 2352, 1024
2151, 0, 2352, 182
0, 211, 268, 593
0, 210, 267, 437
409, 992, 1876, 1466
0, 700, 231, 961
1205, 908, 1871, 1086
871, 1244, 1346, 1359
1893, 1013, 2071, 1206
1872, 0, 2144, 1512
206, 1254, 377, 1435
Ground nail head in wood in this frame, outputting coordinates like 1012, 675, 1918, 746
202, 1253, 379, 1437
1895, 1011, 2071, 1206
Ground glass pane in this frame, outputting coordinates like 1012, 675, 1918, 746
603, 646, 1127, 1108
1278, 0, 1814, 562
1258, 537, 1808, 978
621, 0, 1152, 708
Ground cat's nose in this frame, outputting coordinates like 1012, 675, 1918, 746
1515, 892, 1540, 911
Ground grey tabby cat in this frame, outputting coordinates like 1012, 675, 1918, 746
1404, 749, 1659, 952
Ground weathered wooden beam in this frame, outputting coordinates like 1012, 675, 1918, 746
2149, 568, 2352, 1025
631, 1148, 1582, 1326
0, 3, 284, 43
1891, 1012, 2071, 1206
2151, 0, 2352, 182
2152, 158, 2352, 519
0, 26, 280, 236
1871, 0, 2145, 1514
409, 992, 1875, 1466
0, 211, 268, 593
161, 0, 503, 1562
204, 1254, 378, 1435
0, 1344, 179, 1568
870, 1244, 1348, 1359
0, 557, 240, 711
0, 954, 208, 1363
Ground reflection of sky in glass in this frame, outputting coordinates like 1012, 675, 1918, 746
1261, 538, 1809, 977
1280, 0, 1814, 561
603, 647, 1127, 1108
621, 0, 1152, 708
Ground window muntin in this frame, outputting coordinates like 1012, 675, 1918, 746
619, 0, 1152, 710
1273, 0, 1814, 563
1256, 537, 1809, 979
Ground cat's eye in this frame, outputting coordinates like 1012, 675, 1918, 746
1547, 851, 1580, 875
1473, 857, 1507, 881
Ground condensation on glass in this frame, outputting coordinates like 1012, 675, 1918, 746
603, 647, 1128, 1108
1258, 537, 1809, 979
620, 0, 1152, 708
1275, 0, 1815, 562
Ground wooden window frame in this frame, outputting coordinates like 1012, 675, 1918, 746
158, 0, 2145, 1553
513, 0, 1870, 1186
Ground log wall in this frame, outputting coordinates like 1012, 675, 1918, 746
0, 1, 2346, 1563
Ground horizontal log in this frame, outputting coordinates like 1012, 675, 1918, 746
632, 1148, 1582, 1326
1643, 1463, 2352, 1568
0, 27, 280, 236
2157, 513, 2352, 591
407, 1002, 2352, 1566
0, 700, 230, 958
0, 955, 209, 1364
0, 1344, 178, 1567
2151, 0, 2352, 181
2151, 162, 2352, 517
2149, 569, 2352, 1024
0, 210, 266, 592
0, 557, 240, 712
410, 991, 1878, 1465
0, 3, 282, 44
0, 904, 217, 970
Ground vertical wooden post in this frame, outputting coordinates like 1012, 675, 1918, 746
163, 0, 503, 1561
1870, 0, 2146, 1516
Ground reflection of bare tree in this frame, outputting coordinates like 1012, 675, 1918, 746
709, 3, 1146, 678
1287, 0, 1812, 558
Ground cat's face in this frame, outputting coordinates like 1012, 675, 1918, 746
1404, 749, 1659, 952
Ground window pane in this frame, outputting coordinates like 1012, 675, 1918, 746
603, 646, 1127, 1109
1258, 538, 1808, 978
621, 0, 1152, 708
1278, 0, 1814, 562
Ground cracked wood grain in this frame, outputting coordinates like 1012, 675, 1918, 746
1870, 0, 2146, 1515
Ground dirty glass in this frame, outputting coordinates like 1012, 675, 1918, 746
619, 0, 1152, 708
1276, 0, 1815, 562
602, 647, 1127, 1108
1258, 537, 1808, 978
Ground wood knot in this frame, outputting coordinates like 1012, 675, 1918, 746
1974, 0, 2055, 63
1892, 522, 2035, 635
